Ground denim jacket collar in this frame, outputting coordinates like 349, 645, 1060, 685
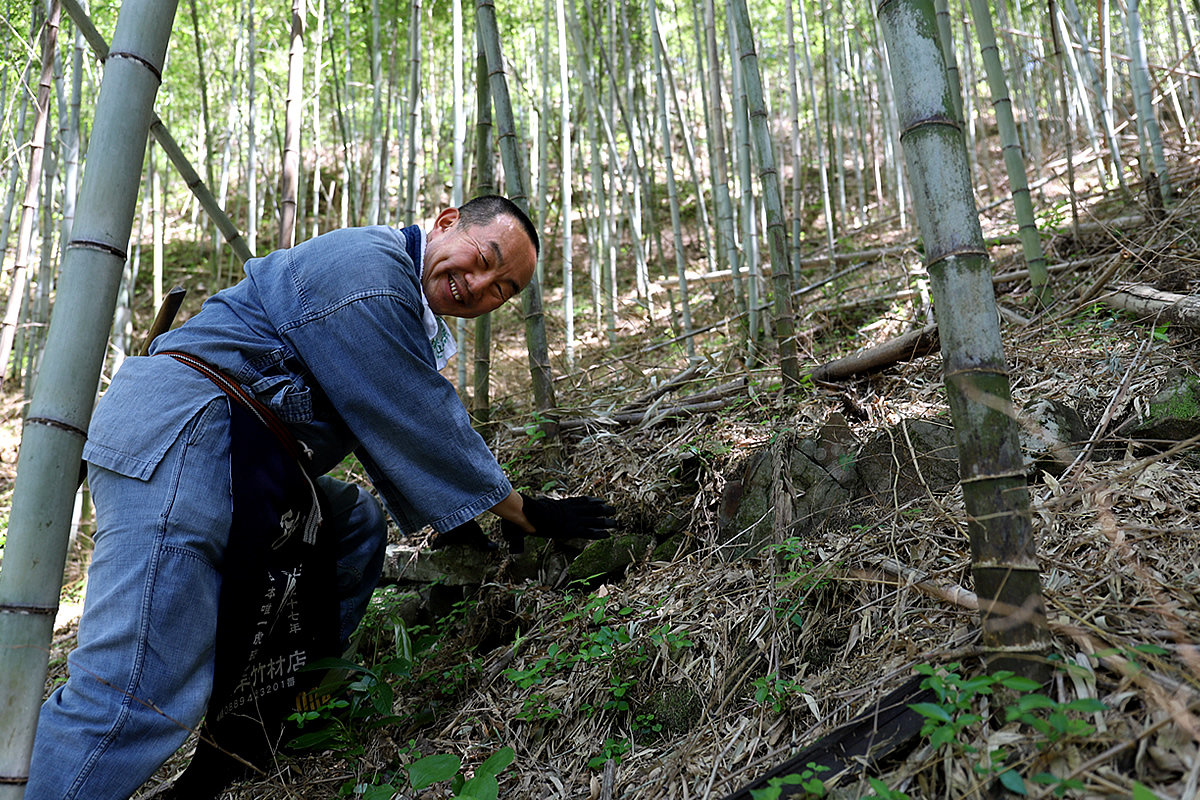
402, 225, 457, 369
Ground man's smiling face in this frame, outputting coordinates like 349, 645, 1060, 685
421, 208, 537, 319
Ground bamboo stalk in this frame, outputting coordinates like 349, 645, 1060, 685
877, 0, 1051, 678
966, 0, 1051, 303
277, 0, 305, 248
0, 2, 180, 791
475, 0, 558, 426
727, 0, 799, 387
0, 3, 60, 387
471, 28, 493, 430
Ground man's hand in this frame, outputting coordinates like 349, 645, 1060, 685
501, 494, 617, 553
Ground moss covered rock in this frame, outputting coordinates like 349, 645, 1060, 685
1130, 370, 1200, 446
566, 532, 653, 584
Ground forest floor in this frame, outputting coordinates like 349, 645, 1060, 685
5, 151, 1200, 799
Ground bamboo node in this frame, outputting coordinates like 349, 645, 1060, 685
924, 248, 989, 271
67, 238, 128, 260
899, 117, 963, 140
0, 602, 58, 616
107, 50, 163, 83
25, 416, 88, 438
959, 469, 1029, 485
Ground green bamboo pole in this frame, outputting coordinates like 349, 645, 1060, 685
0, 3, 60, 387
453, 0, 466, 211
1061, 0, 1127, 194
64, 0, 250, 263
534, 0, 550, 292
569, 0, 647, 312
475, 0, 558, 420
336, 1, 356, 226
966, 0, 1050, 304
727, 0, 799, 388
1125, 0, 1172, 202
454, 0, 468, 391
556, 0, 574, 368
704, 0, 742, 310
404, 0, 422, 225
471, 28, 495, 429
876, 0, 1050, 678
651, 0, 695, 358
26, 54, 61, 397
0, 1, 180, 792
1050, 0, 1080, 237
784, 0, 803, 277
729, 15, 760, 350
278, 0, 305, 248
187, 0, 216, 258
246, 0, 260, 251
366, 0, 382, 224
62, 10, 83, 244
1055, 0, 1107, 192
302, 0, 325, 242
934, 0, 964, 121
796, 0, 836, 262
564, 0, 619, 343
660, 45, 716, 276
0, 63, 31, 285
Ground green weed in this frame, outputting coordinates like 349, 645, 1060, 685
749, 762, 830, 799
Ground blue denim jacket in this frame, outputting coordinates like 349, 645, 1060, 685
83, 225, 511, 534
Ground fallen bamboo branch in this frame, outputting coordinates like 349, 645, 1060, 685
619, 360, 705, 413
810, 324, 939, 384
1101, 284, 1200, 328
557, 325, 941, 430
558, 397, 731, 431
992, 253, 1112, 285
1071, 251, 1130, 310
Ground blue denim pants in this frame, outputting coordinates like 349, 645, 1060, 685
27, 398, 387, 800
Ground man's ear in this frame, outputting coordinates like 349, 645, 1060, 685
433, 207, 459, 232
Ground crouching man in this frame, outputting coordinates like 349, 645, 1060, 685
27, 195, 613, 799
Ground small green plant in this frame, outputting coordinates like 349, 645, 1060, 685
588, 737, 633, 769
909, 663, 1008, 751
515, 692, 563, 722
909, 662, 1109, 795
503, 643, 564, 689
523, 411, 551, 441
1092, 642, 1169, 669
288, 657, 407, 753
649, 623, 694, 652
1131, 781, 1166, 800
865, 777, 911, 799
765, 538, 827, 629
633, 711, 663, 739
1029, 771, 1086, 796
752, 672, 806, 714
602, 676, 636, 713
342, 746, 516, 799
748, 763, 830, 799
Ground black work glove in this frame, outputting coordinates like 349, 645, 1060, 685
429, 519, 497, 551
501, 493, 617, 554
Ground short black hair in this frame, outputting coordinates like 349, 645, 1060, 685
458, 194, 540, 257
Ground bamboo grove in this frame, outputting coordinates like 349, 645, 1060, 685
0, 0, 1197, 790
0, 0, 1195, 402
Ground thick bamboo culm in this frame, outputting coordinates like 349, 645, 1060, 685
0, 2, 182, 792
876, 0, 1051, 677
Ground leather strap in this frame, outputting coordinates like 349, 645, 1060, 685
159, 350, 305, 463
